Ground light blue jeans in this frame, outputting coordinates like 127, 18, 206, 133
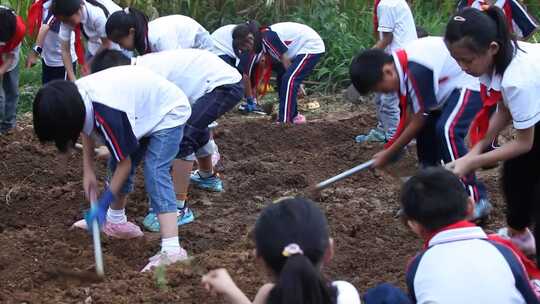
375, 92, 400, 139
0, 65, 19, 133
108, 125, 183, 214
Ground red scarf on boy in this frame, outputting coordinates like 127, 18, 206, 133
468, 84, 501, 147
384, 49, 409, 149
0, 15, 26, 66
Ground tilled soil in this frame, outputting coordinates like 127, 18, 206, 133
0, 104, 505, 303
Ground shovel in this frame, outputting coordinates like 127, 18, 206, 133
89, 189, 104, 277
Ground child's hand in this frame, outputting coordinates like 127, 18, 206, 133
372, 149, 392, 168
446, 156, 475, 178
83, 172, 98, 201
202, 268, 240, 297
85, 188, 115, 228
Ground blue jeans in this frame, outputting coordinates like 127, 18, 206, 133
375, 92, 400, 139
108, 125, 183, 214
0, 65, 20, 133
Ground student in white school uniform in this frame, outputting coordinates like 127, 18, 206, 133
105, 7, 213, 55
457, 0, 539, 40
234, 22, 325, 124
356, 0, 417, 144
202, 198, 361, 304
350, 36, 491, 221
26, 0, 78, 84
445, 7, 540, 266
33, 65, 193, 272
51, 0, 121, 81
90, 48, 243, 233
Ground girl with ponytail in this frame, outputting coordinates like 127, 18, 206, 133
202, 198, 361, 304
106, 10, 213, 55
51, 0, 121, 81
445, 7, 540, 265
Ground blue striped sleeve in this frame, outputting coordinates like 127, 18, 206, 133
509, 0, 538, 39
406, 62, 437, 114
262, 29, 288, 59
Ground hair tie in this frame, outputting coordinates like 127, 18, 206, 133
453, 16, 466, 22
282, 244, 304, 257
124, 7, 130, 13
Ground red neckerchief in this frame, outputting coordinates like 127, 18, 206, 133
384, 49, 409, 149
255, 27, 273, 99
0, 15, 26, 66
74, 24, 86, 66
373, 0, 382, 39
468, 84, 501, 147
423, 220, 475, 249
27, 0, 49, 36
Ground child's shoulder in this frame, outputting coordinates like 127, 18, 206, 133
333, 281, 362, 304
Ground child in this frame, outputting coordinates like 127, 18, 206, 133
0, 6, 25, 135
26, 0, 78, 84
399, 167, 540, 303
201, 197, 361, 304
444, 7, 540, 264
105, 7, 213, 55
356, 0, 417, 144
90, 49, 243, 232
33, 65, 192, 271
51, 0, 121, 81
234, 22, 325, 124
349, 36, 491, 220
457, 0, 538, 40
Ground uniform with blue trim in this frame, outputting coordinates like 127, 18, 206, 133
260, 22, 325, 123
147, 15, 213, 52
457, 0, 539, 40
391, 37, 488, 205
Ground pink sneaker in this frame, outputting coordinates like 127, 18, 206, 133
498, 227, 536, 256
293, 114, 307, 125
71, 219, 143, 239
141, 249, 188, 272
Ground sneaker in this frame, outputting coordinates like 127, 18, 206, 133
471, 198, 492, 221
238, 103, 267, 115
498, 227, 536, 256
292, 114, 307, 125
72, 219, 143, 239
143, 206, 195, 232
355, 128, 386, 143
190, 170, 224, 192
141, 249, 188, 272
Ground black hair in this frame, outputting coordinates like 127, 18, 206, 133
400, 167, 470, 231
0, 6, 17, 42
106, 7, 150, 54
33, 80, 86, 152
52, 0, 109, 18
445, 7, 517, 75
91, 49, 131, 73
349, 49, 394, 95
255, 197, 337, 304
416, 25, 429, 38
232, 20, 262, 55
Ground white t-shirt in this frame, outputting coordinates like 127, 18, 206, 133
264, 22, 325, 59
132, 49, 241, 104
210, 24, 237, 58
394, 37, 480, 114
480, 42, 540, 129
333, 281, 362, 304
78, 66, 191, 162
58, 0, 121, 56
147, 15, 213, 52
42, 2, 77, 67
377, 0, 418, 53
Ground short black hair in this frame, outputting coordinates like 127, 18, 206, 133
33, 80, 86, 152
400, 167, 469, 231
91, 49, 131, 73
51, 0, 82, 17
416, 26, 429, 38
349, 49, 393, 95
0, 7, 17, 42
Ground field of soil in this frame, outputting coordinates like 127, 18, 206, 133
0, 101, 506, 303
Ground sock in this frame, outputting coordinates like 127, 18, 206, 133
176, 200, 185, 209
161, 236, 181, 254
106, 208, 127, 224
198, 170, 213, 179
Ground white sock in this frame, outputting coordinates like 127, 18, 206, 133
176, 200, 185, 209
106, 208, 127, 224
198, 170, 213, 178
161, 236, 181, 254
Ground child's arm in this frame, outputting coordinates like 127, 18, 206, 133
61, 39, 77, 81
373, 32, 393, 50
26, 22, 51, 68
467, 100, 512, 156
0, 53, 15, 75
82, 133, 98, 200
202, 269, 252, 304
252, 283, 274, 304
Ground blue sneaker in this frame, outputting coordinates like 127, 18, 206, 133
190, 170, 224, 192
355, 128, 386, 143
143, 206, 195, 232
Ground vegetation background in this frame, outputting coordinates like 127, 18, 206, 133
2, 0, 540, 112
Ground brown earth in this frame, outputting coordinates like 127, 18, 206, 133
0, 101, 506, 303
